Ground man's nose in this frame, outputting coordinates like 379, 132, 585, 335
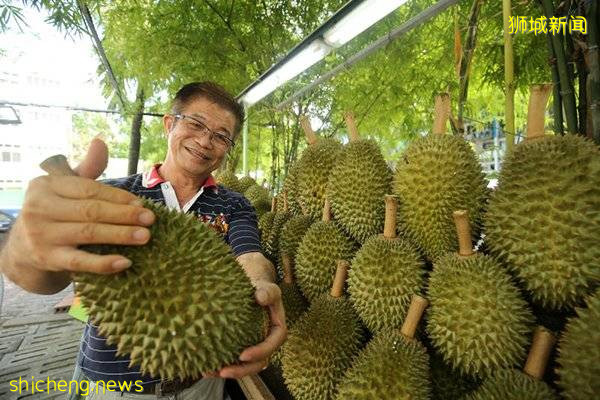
195, 130, 214, 149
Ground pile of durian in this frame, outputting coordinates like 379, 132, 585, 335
219, 84, 599, 400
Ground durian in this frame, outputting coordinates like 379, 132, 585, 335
335, 295, 431, 400
556, 289, 600, 399
348, 195, 425, 333
295, 116, 343, 219
278, 213, 312, 264
238, 175, 257, 193
467, 327, 559, 400
327, 112, 392, 243
282, 260, 364, 400
429, 351, 480, 400
280, 164, 303, 216
295, 199, 355, 301
216, 170, 241, 193
244, 184, 271, 219
484, 84, 600, 309
393, 94, 487, 260
427, 210, 533, 377
258, 198, 288, 263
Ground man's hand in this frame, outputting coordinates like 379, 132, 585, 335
0, 138, 156, 294
216, 252, 287, 379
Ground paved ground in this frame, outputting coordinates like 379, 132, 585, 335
1, 275, 84, 400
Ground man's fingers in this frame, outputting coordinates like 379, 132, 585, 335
73, 137, 108, 179
218, 360, 267, 380
48, 247, 132, 274
52, 222, 151, 246
34, 197, 155, 226
238, 323, 287, 363
43, 176, 140, 204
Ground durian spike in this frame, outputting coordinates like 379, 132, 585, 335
283, 191, 289, 213
525, 84, 553, 140
40, 154, 77, 176
271, 197, 277, 213
330, 259, 349, 299
383, 195, 398, 239
523, 326, 556, 380
282, 253, 294, 285
400, 295, 429, 340
453, 210, 475, 257
432, 93, 451, 135
300, 115, 318, 145
322, 198, 332, 222
344, 111, 361, 142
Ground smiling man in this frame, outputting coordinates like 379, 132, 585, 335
0, 82, 286, 399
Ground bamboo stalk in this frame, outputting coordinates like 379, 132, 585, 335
503, 0, 516, 152
546, 33, 564, 135
586, 0, 600, 144
540, 0, 578, 135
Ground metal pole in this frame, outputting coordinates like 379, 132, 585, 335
243, 105, 249, 176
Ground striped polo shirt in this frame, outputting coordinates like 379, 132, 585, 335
78, 164, 262, 387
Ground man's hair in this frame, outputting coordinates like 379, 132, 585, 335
171, 81, 245, 139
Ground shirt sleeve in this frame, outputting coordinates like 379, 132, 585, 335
227, 196, 262, 257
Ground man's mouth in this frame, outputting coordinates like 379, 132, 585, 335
185, 146, 211, 161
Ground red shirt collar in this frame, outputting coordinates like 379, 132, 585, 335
142, 163, 217, 191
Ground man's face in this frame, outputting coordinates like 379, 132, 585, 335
163, 97, 236, 178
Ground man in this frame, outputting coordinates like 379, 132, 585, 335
0, 81, 286, 399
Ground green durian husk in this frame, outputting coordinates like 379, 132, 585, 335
429, 352, 480, 400
393, 134, 487, 261
238, 175, 257, 193
427, 252, 533, 377
348, 234, 425, 333
282, 294, 364, 400
556, 289, 600, 399
277, 214, 313, 273
327, 139, 392, 244
295, 221, 356, 301
216, 170, 242, 193
295, 138, 343, 219
259, 211, 288, 263
280, 162, 303, 216
484, 135, 600, 310
335, 329, 431, 400
77, 199, 265, 379
466, 369, 558, 400
244, 184, 271, 219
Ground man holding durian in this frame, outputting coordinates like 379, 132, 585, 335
0, 81, 287, 399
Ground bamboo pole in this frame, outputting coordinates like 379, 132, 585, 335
503, 0, 516, 152
540, 0, 578, 135
546, 33, 564, 135
586, 0, 600, 144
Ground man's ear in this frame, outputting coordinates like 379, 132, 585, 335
163, 114, 174, 136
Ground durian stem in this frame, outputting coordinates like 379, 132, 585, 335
322, 198, 332, 222
523, 326, 556, 380
283, 191, 289, 213
300, 115, 318, 145
526, 84, 553, 140
400, 295, 429, 339
383, 195, 398, 239
282, 253, 294, 284
40, 155, 78, 176
330, 260, 349, 298
344, 111, 361, 142
271, 197, 277, 213
453, 210, 474, 256
432, 93, 451, 135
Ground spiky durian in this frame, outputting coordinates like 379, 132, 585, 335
77, 199, 265, 379
280, 163, 303, 216
295, 116, 343, 219
327, 113, 392, 243
429, 352, 480, 400
262, 212, 289, 263
334, 296, 431, 400
216, 170, 242, 193
466, 369, 558, 400
484, 87, 600, 309
244, 184, 271, 218
295, 201, 355, 301
348, 195, 425, 333
556, 289, 600, 399
278, 214, 313, 260
282, 261, 364, 400
393, 95, 487, 261
427, 211, 533, 377
238, 175, 257, 193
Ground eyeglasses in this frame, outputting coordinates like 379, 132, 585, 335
172, 114, 235, 149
